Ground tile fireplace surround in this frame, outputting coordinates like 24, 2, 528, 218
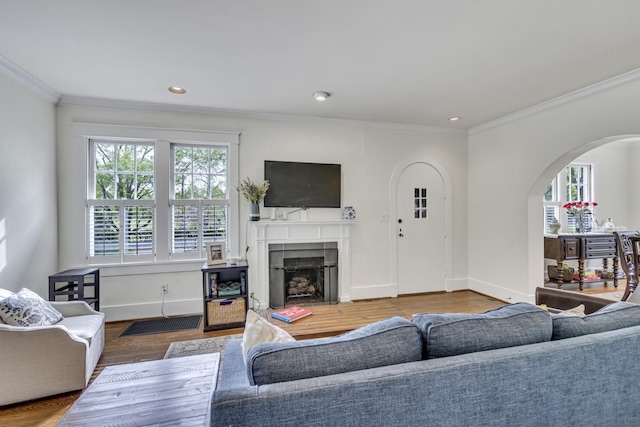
248, 220, 354, 309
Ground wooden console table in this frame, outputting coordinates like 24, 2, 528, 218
544, 233, 618, 291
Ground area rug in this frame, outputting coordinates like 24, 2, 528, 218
596, 290, 625, 301
120, 315, 202, 337
164, 334, 242, 381
164, 334, 242, 359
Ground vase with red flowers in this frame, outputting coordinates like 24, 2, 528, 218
563, 201, 597, 233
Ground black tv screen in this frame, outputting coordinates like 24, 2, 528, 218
264, 161, 341, 208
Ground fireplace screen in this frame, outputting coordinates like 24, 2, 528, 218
269, 244, 338, 309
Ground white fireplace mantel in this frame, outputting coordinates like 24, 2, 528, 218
247, 220, 355, 308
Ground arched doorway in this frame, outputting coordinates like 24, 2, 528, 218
528, 134, 640, 297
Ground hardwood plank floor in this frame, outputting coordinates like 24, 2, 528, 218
0, 286, 619, 426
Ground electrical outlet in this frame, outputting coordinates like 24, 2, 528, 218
161, 284, 168, 294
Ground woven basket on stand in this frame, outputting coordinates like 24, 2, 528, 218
207, 297, 246, 326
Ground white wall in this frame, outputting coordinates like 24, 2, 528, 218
582, 142, 633, 230
468, 78, 640, 302
0, 74, 57, 295
56, 103, 468, 320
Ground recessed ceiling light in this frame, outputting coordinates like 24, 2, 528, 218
168, 86, 186, 94
448, 117, 461, 121
313, 91, 330, 102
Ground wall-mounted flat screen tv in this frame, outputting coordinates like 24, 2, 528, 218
263, 160, 341, 208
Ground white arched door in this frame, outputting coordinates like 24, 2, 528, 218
396, 162, 446, 294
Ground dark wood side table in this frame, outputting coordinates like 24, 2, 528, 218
544, 233, 618, 291
48, 268, 100, 310
201, 262, 248, 331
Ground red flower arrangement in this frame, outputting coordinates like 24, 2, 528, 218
562, 201, 597, 217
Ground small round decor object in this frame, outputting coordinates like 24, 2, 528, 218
343, 206, 356, 220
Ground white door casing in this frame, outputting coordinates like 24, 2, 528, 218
389, 159, 452, 295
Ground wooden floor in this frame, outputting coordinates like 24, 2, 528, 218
0, 286, 620, 427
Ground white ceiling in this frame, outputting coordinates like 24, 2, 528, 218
2, 0, 640, 130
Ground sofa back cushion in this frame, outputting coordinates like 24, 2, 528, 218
551, 301, 640, 340
412, 302, 552, 358
246, 316, 422, 386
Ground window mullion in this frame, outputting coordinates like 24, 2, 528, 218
155, 140, 170, 262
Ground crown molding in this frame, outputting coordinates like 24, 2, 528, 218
469, 67, 640, 135
58, 95, 467, 137
0, 55, 60, 103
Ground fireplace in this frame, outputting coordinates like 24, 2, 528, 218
248, 220, 353, 308
269, 243, 338, 308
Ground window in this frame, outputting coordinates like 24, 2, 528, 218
414, 188, 428, 219
88, 141, 155, 264
171, 145, 228, 260
543, 163, 594, 233
80, 124, 239, 268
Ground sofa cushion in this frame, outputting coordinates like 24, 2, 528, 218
412, 302, 552, 359
0, 288, 63, 327
246, 316, 422, 386
241, 309, 295, 364
551, 301, 640, 340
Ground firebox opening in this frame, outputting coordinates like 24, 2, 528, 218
284, 257, 325, 306
269, 243, 339, 309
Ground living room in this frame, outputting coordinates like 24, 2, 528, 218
4, 2, 640, 423
3, 3, 640, 322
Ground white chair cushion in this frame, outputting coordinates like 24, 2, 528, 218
57, 314, 105, 345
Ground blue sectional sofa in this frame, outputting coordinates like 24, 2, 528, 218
209, 301, 640, 426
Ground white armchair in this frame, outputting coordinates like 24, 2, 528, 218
0, 300, 105, 406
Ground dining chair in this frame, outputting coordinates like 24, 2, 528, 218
614, 230, 640, 301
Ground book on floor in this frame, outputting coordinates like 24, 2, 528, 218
271, 305, 313, 323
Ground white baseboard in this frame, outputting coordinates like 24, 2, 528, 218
101, 298, 203, 322
100, 279, 527, 322
350, 283, 397, 300
350, 279, 471, 301
468, 278, 533, 304
447, 277, 469, 292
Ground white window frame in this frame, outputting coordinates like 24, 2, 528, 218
75, 123, 239, 275
87, 139, 156, 265
543, 162, 595, 233
170, 142, 230, 261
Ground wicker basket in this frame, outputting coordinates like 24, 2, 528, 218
207, 297, 246, 326
547, 265, 574, 283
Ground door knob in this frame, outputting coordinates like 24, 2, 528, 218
399, 233, 404, 237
